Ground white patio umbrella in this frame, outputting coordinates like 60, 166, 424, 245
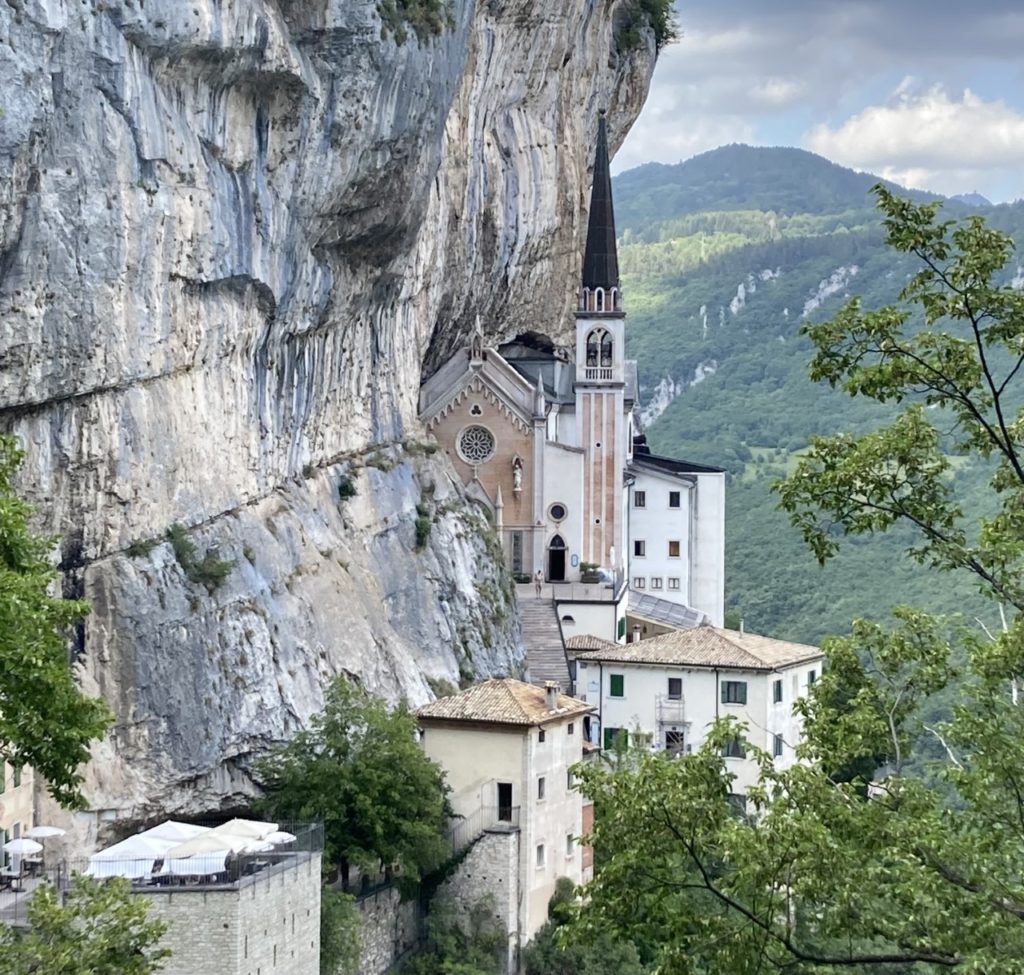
210, 819, 277, 840
265, 831, 297, 845
139, 821, 209, 843
166, 832, 252, 858
85, 833, 173, 880
25, 826, 65, 839
3, 839, 42, 856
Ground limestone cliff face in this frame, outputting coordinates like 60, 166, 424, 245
0, 0, 654, 828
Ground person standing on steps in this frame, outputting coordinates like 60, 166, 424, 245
534, 569, 543, 597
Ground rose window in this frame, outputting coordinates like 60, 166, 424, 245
459, 425, 496, 464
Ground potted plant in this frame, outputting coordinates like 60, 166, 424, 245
579, 561, 602, 584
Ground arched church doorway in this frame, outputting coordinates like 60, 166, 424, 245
548, 534, 567, 582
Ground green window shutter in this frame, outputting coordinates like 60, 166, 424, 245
610, 674, 624, 697
617, 616, 626, 639
721, 681, 748, 704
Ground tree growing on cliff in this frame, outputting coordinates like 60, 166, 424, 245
257, 675, 450, 888
0, 875, 169, 974
569, 189, 1024, 972
0, 435, 112, 807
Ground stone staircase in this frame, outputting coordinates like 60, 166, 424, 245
515, 585, 570, 687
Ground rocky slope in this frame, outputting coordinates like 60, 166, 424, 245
0, 0, 655, 833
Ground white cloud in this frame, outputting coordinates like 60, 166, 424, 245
751, 78, 806, 107
803, 83, 1024, 198
805, 83, 1024, 169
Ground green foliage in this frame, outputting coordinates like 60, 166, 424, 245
0, 876, 169, 974
0, 436, 112, 808
377, 0, 453, 45
572, 193, 1024, 972
522, 877, 648, 975
256, 675, 450, 887
364, 451, 396, 473
615, 145, 1024, 641
401, 896, 504, 975
337, 475, 358, 502
166, 522, 235, 592
126, 538, 156, 558
415, 502, 433, 550
320, 888, 361, 975
616, 0, 678, 53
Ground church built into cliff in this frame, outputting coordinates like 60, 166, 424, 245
419, 116, 724, 650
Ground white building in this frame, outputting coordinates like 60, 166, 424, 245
0, 761, 34, 869
627, 439, 725, 626
419, 115, 726, 643
569, 628, 823, 794
417, 680, 592, 952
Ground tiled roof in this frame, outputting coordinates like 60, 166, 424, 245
417, 678, 592, 726
572, 627, 822, 671
565, 635, 623, 653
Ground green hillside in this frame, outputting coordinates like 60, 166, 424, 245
617, 145, 1024, 644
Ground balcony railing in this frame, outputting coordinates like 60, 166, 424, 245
584, 367, 614, 381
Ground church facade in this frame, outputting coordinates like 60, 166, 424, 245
419, 116, 725, 635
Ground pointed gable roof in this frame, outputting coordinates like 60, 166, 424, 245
417, 678, 592, 727
581, 113, 620, 291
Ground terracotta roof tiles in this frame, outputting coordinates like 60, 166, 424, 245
572, 627, 821, 671
417, 678, 592, 727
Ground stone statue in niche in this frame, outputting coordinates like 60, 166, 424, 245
512, 457, 523, 493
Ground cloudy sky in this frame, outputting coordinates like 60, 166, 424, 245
615, 1, 1024, 202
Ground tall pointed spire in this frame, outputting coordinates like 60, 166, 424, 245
581, 111, 620, 291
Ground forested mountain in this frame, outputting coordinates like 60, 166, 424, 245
617, 145, 1024, 644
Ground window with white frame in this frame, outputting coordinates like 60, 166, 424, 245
668, 577, 680, 590
566, 833, 575, 858
773, 734, 784, 758
651, 577, 663, 590
536, 844, 546, 867
668, 540, 681, 558
634, 491, 646, 508
633, 577, 646, 589
537, 776, 546, 800
634, 539, 646, 557
668, 490, 681, 508
773, 679, 783, 704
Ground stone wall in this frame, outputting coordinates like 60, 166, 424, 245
142, 852, 321, 975
356, 885, 422, 975
440, 827, 521, 974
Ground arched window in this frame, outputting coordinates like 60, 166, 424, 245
586, 328, 613, 368
610, 287, 620, 310
595, 288, 605, 312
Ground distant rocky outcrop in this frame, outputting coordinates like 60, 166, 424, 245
0, 0, 655, 838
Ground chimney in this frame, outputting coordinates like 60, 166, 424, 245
544, 681, 560, 710
632, 625, 641, 644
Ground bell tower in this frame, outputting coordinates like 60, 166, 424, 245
575, 111, 626, 575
